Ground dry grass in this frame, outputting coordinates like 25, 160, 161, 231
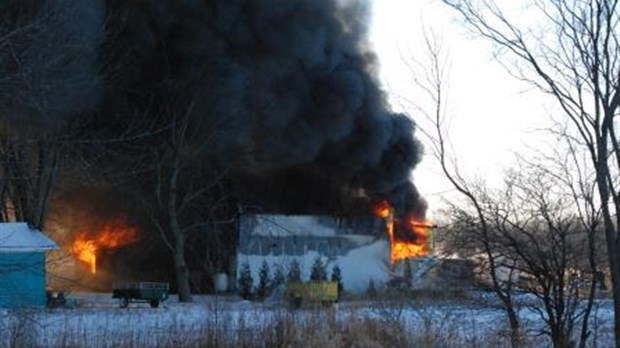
2, 293, 606, 348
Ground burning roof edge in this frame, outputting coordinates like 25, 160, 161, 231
0, 222, 59, 252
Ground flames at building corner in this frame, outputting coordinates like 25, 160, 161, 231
374, 200, 433, 264
71, 216, 139, 274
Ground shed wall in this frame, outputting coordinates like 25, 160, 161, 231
0, 252, 46, 308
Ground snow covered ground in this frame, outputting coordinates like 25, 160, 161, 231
0, 292, 614, 347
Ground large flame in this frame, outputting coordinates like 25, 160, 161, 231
373, 200, 432, 263
71, 216, 139, 274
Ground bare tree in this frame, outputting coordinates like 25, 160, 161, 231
0, 136, 60, 229
403, 26, 607, 346
132, 102, 220, 302
439, 0, 619, 344
115, 94, 242, 302
520, 132, 607, 348
0, 1, 103, 229
400, 32, 524, 346
0, 1, 102, 122
429, 124, 604, 348
497, 164, 599, 347
441, 159, 601, 348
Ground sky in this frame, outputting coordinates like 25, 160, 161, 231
369, 0, 551, 218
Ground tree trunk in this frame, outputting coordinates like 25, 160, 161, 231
505, 299, 521, 348
595, 138, 620, 348
606, 222, 620, 348
169, 154, 192, 302
171, 213, 192, 302
34, 141, 59, 230
174, 238, 192, 302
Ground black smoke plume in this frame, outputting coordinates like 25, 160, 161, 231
99, 0, 426, 218
2, 0, 426, 219
0, 0, 103, 135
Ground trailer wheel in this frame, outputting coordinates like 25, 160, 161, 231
289, 296, 302, 309
120, 297, 129, 308
150, 300, 160, 308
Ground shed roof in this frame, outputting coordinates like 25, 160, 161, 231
0, 223, 59, 252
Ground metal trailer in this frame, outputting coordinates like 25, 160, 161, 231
112, 281, 169, 308
286, 281, 339, 308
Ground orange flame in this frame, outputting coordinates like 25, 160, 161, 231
374, 200, 392, 218
72, 239, 97, 274
71, 216, 139, 274
373, 200, 432, 263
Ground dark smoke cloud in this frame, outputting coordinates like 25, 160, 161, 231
99, 0, 427, 217
3, 0, 426, 218
0, 0, 103, 133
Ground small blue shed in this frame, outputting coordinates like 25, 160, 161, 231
0, 222, 59, 308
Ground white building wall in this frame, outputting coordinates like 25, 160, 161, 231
236, 214, 392, 292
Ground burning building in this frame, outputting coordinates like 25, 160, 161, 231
44, 210, 144, 292
237, 214, 390, 292
236, 212, 434, 292
3, 0, 431, 293
373, 200, 433, 263
70, 216, 139, 276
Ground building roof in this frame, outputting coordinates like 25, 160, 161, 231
240, 214, 383, 237
0, 223, 59, 252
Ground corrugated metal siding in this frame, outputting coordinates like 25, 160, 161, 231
238, 214, 382, 256
0, 252, 46, 308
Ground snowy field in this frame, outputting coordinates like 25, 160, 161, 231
0, 292, 614, 347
